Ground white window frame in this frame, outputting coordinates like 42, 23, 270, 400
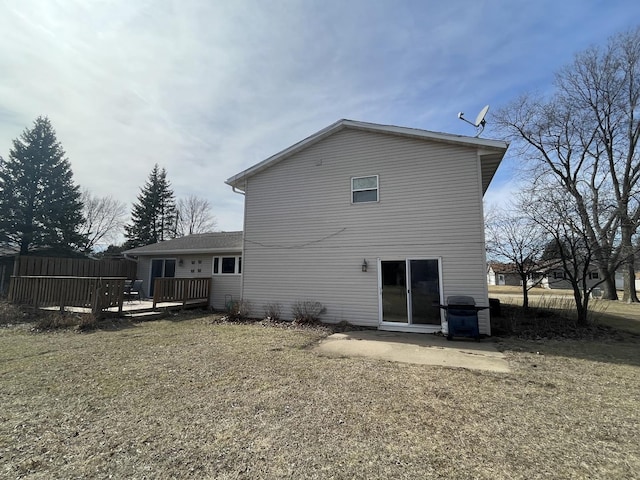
212, 256, 242, 275
351, 175, 379, 203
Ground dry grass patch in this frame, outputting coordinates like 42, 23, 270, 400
1, 314, 639, 479
491, 290, 640, 335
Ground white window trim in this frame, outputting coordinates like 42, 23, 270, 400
212, 256, 242, 275
351, 175, 379, 204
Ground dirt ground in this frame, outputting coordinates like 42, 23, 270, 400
1, 312, 639, 479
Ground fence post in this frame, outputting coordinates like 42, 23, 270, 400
33, 277, 41, 310
117, 278, 124, 315
152, 278, 158, 309
91, 278, 103, 318
182, 279, 188, 306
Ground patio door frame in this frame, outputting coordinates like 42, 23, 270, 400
149, 258, 177, 296
377, 257, 444, 333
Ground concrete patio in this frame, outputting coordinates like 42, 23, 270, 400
314, 330, 510, 372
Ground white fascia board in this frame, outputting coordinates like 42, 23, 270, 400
225, 119, 346, 188
225, 119, 509, 188
127, 248, 242, 256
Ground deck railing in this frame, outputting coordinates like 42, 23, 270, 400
8, 276, 126, 315
152, 277, 211, 309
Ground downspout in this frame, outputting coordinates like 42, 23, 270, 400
229, 180, 247, 301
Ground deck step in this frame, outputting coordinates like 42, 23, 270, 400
125, 310, 165, 321
123, 307, 157, 315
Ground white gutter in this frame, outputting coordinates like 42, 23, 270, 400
123, 252, 138, 262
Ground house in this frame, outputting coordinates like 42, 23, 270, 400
123, 231, 243, 309
544, 267, 602, 290
226, 119, 509, 334
487, 263, 522, 286
487, 262, 546, 287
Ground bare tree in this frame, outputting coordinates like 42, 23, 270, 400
495, 27, 640, 301
80, 189, 127, 253
559, 27, 640, 301
485, 206, 551, 309
520, 188, 613, 326
175, 195, 217, 236
496, 93, 621, 299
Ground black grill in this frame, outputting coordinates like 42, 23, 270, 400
437, 295, 488, 341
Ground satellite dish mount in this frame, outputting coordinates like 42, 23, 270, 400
457, 105, 489, 137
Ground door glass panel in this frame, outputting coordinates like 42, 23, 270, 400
150, 259, 164, 296
410, 259, 441, 325
381, 261, 407, 323
164, 260, 176, 278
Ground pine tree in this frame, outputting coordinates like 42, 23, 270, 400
0, 116, 85, 255
124, 164, 176, 248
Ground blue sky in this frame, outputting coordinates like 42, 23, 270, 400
1, 0, 638, 242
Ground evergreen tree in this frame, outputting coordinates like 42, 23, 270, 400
124, 164, 176, 248
0, 116, 85, 255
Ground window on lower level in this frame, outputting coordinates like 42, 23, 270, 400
352, 175, 379, 203
213, 256, 241, 275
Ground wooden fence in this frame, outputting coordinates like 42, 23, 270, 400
12, 256, 137, 279
153, 277, 211, 308
8, 276, 126, 315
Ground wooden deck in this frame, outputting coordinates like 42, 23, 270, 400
42, 298, 209, 317
12, 276, 212, 319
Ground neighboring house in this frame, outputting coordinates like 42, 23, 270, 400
226, 119, 509, 335
614, 271, 640, 291
545, 265, 601, 290
487, 263, 521, 286
487, 262, 545, 287
123, 232, 243, 310
487, 264, 496, 286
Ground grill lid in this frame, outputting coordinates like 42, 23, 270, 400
446, 295, 476, 306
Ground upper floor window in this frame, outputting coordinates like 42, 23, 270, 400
213, 256, 242, 275
352, 175, 379, 203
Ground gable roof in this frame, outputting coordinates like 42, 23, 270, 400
123, 231, 243, 256
226, 119, 509, 194
489, 262, 520, 274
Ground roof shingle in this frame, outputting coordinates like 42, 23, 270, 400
123, 231, 243, 255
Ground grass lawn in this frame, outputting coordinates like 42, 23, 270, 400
1, 313, 639, 479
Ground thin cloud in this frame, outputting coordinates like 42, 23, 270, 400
0, 0, 638, 238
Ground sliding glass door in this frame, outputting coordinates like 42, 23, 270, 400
150, 259, 176, 296
380, 258, 442, 326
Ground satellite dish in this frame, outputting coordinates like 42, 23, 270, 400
457, 104, 490, 137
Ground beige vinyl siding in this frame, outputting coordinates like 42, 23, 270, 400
210, 251, 243, 309
175, 255, 213, 278
241, 128, 492, 333
135, 253, 241, 305
136, 257, 152, 298
210, 276, 242, 310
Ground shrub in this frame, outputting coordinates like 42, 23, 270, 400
291, 300, 326, 325
0, 301, 24, 325
263, 302, 282, 322
77, 314, 98, 331
34, 312, 78, 331
225, 299, 252, 321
